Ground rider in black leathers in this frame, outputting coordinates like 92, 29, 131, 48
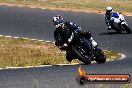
53, 15, 97, 62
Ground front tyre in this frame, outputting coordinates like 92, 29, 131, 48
95, 51, 106, 63
72, 46, 91, 65
122, 24, 132, 34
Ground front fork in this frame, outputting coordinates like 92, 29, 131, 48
88, 42, 95, 61
91, 46, 102, 61
119, 20, 127, 29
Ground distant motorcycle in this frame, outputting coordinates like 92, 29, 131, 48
55, 29, 106, 64
110, 12, 131, 34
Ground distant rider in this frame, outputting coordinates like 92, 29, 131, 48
105, 6, 122, 30
52, 15, 97, 62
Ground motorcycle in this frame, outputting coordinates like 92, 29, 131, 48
55, 29, 106, 64
110, 12, 131, 34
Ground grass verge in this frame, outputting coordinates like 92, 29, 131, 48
98, 84, 131, 88
0, 36, 121, 68
0, 0, 132, 14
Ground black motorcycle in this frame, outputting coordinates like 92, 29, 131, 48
55, 29, 106, 64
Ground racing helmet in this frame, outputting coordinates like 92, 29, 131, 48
106, 6, 113, 15
52, 15, 64, 28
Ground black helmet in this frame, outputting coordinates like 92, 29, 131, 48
52, 15, 64, 28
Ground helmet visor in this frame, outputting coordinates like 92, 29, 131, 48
106, 10, 112, 14
53, 19, 63, 26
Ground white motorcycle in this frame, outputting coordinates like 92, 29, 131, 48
110, 12, 131, 34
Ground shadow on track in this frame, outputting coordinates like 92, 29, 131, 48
99, 32, 128, 35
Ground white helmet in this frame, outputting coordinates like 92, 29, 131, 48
106, 6, 112, 11
106, 6, 113, 14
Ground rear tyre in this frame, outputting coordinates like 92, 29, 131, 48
111, 24, 121, 33
116, 30, 122, 34
95, 51, 106, 63
113, 27, 121, 34
122, 24, 131, 34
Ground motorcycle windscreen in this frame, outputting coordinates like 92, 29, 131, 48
112, 13, 119, 18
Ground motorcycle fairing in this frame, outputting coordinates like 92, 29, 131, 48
112, 13, 119, 18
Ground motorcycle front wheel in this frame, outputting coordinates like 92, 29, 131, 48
72, 45, 91, 64
122, 24, 131, 34
94, 51, 106, 63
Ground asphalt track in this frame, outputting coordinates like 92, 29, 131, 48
0, 6, 132, 88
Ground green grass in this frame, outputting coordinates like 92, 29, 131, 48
98, 84, 131, 88
0, 36, 120, 68
103, 49, 121, 61
0, 0, 132, 13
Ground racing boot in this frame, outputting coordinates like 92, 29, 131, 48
108, 25, 112, 30
66, 52, 76, 62
89, 37, 98, 47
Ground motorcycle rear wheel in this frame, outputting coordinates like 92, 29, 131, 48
113, 27, 121, 33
